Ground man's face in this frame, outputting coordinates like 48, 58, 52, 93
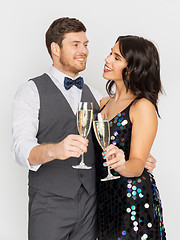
57, 31, 89, 77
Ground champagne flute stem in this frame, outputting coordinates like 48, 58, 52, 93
80, 136, 86, 165
80, 152, 85, 165
107, 166, 112, 175
103, 148, 114, 177
105, 158, 112, 175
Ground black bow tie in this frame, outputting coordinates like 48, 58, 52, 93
64, 77, 84, 90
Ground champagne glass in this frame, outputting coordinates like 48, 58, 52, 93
93, 113, 120, 181
72, 102, 93, 169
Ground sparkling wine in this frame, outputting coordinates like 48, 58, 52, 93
93, 120, 110, 150
77, 110, 93, 138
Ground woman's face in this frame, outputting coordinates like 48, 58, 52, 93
103, 42, 127, 82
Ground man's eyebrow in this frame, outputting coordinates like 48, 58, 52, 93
72, 40, 89, 44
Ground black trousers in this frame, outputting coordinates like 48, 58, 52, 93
28, 185, 97, 240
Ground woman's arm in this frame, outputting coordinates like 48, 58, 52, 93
103, 98, 158, 177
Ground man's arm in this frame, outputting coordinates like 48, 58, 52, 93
12, 81, 41, 171
12, 81, 88, 170
28, 134, 88, 165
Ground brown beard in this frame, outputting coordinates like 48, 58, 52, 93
59, 49, 87, 75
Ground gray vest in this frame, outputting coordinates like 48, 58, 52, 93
28, 74, 99, 198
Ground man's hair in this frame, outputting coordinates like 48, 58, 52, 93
45, 17, 86, 57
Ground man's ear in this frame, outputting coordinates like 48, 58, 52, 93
51, 42, 60, 57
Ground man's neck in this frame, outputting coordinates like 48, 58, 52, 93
52, 64, 78, 79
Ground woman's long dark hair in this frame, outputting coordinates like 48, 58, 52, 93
106, 35, 163, 117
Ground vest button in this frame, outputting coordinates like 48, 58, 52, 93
80, 173, 84, 178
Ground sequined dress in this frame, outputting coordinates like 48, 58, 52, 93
96, 101, 166, 240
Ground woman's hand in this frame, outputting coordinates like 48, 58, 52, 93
102, 144, 125, 173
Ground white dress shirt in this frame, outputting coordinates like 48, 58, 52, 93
12, 65, 103, 171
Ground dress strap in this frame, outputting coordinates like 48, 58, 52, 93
99, 98, 111, 112
128, 98, 138, 108
100, 97, 138, 113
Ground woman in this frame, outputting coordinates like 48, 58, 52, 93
96, 36, 166, 239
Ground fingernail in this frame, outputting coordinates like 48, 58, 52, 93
103, 163, 107, 166
103, 155, 106, 159
104, 151, 107, 154
122, 150, 124, 154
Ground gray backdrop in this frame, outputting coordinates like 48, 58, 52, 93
1, 0, 179, 239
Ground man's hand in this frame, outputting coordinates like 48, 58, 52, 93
54, 134, 88, 160
145, 153, 157, 173
29, 134, 88, 166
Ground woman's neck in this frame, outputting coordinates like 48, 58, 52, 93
114, 83, 135, 102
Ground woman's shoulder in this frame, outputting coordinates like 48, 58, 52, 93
133, 98, 155, 109
130, 98, 157, 122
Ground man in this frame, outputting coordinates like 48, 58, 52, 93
12, 17, 156, 240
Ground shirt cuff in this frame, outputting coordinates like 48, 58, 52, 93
14, 142, 41, 172
26, 143, 41, 171
26, 159, 41, 172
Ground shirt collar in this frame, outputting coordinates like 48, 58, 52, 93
48, 65, 79, 84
